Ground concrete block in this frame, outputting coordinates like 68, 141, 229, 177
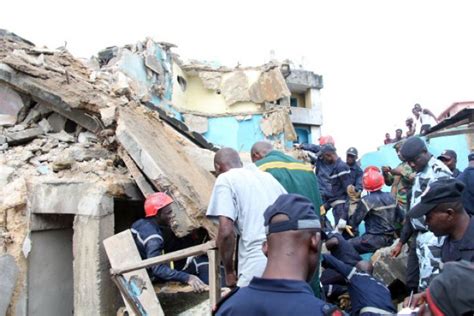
197, 71, 222, 90
99, 106, 117, 127
372, 240, 408, 286
183, 114, 208, 134
0, 254, 19, 316
5, 127, 43, 145
73, 214, 117, 316
0, 165, 15, 186
47, 112, 67, 132
28, 180, 114, 216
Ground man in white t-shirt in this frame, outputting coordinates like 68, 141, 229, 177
207, 147, 287, 287
413, 103, 438, 135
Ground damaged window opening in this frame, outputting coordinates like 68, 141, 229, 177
177, 76, 187, 92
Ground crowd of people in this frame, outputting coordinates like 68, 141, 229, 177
384, 103, 439, 145
129, 134, 474, 315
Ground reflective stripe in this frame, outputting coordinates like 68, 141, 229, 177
347, 267, 356, 281
359, 306, 394, 315
131, 228, 163, 246
361, 199, 370, 212
330, 200, 346, 208
327, 284, 333, 297
329, 170, 351, 179
373, 204, 397, 211
258, 161, 313, 172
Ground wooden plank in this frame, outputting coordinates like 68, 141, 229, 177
118, 147, 155, 197
207, 248, 221, 308
103, 230, 164, 316
114, 240, 216, 275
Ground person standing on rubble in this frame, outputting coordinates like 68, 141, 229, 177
391, 136, 452, 291
214, 194, 343, 316
319, 144, 352, 228
382, 142, 415, 212
413, 103, 438, 135
131, 192, 207, 292
251, 141, 324, 296
207, 148, 287, 288
347, 167, 403, 254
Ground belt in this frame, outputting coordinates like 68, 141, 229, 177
330, 200, 346, 208
359, 306, 394, 315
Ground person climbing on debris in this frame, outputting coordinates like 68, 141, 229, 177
405, 117, 416, 137
131, 192, 207, 292
391, 136, 452, 292
382, 141, 415, 213
413, 103, 438, 136
346, 147, 363, 217
207, 148, 287, 288
319, 144, 352, 228
214, 194, 344, 316
321, 254, 396, 316
347, 167, 403, 254
394, 128, 403, 142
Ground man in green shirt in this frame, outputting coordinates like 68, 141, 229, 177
251, 141, 324, 297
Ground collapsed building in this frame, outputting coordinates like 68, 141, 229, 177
0, 29, 324, 315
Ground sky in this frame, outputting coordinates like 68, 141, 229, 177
2, 0, 474, 156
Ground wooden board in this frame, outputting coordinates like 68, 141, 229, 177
103, 230, 164, 316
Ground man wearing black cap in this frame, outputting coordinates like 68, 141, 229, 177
458, 152, 474, 215
214, 194, 342, 315
437, 149, 461, 178
319, 144, 352, 226
392, 136, 452, 291
404, 261, 474, 316
408, 179, 474, 263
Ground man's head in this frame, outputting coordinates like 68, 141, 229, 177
250, 141, 273, 163
356, 260, 374, 274
424, 261, 474, 316
262, 194, 322, 282
393, 141, 405, 160
395, 128, 403, 139
408, 179, 466, 236
400, 136, 431, 172
406, 117, 414, 127
144, 192, 174, 226
470, 152, 474, 167
321, 144, 338, 164
214, 147, 243, 176
385, 133, 391, 140
412, 107, 420, 118
346, 147, 358, 166
414, 103, 422, 111
437, 150, 457, 172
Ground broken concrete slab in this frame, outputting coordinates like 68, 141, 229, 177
0, 114, 16, 126
260, 109, 297, 141
5, 127, 43, 145
0, 165, 15, 186
183, 114, 208, 134
372, 240, 408, 286
70, 146, 110, 162
116, 106, 217, 237
38, 118, 52, 133
197, 71, 222, 91
220, 71, 250, 106
22, 102, 51, 126
78, 131, 98, 144
49, 130, 75, 143
99, 106, 117, 127
249, 67, 291, 104
0, 254, 19, 316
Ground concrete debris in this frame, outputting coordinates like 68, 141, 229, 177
38, 118, 52, 133
260, 109, 297, 141
52, 156, 74, 172
372, 239, 408, 286
220, 71, 251, 106
0, 254, 19, 316
5, 127, 43, 145
99, 105, 117, 127
70, 146, 110, 162
197, 71, 222, 91
47, 112, 67, 132
183, 114, 208, 134
22, 103, 51, 126
49, 130, 75, 143
249, 67, 291, 104
78, 131, 98, 144
0, 165, 15, 186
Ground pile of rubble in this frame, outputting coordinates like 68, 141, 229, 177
0, 30, 218, 315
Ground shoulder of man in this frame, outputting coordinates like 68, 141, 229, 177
212, 287, 240, 315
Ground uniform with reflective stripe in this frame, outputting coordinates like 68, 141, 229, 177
131, 217, 190, 283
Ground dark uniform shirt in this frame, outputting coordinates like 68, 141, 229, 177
459, 166, 474, 215
316, 158, 334, 203
348, 163, 363, 192
131, 218, 189, 283
441, 216, 474, 263
216, 277, 339, 316
322, 254, 396, 316
452, 168, 461, 178
326, 158, 352, 206
349, 191, 403, 235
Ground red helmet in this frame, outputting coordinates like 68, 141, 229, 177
363, 167, 384, 192
319, 135, 335, 146
144, 192, 173, 217
364, 166, 381, 173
